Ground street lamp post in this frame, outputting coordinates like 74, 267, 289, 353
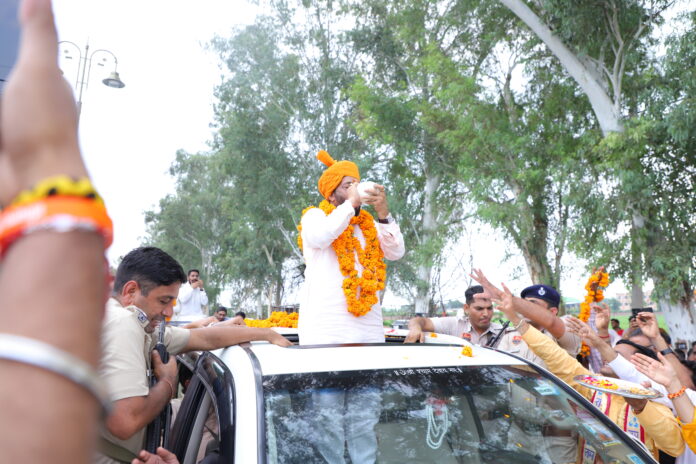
58, 41, 125, 123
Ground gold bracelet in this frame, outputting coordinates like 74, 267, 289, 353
11, 175, 103, 207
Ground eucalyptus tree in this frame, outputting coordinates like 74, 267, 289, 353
498, 0, 682, 308
144, 150, 229, 306
207, 4, 370, 313
343, 0, 480, 315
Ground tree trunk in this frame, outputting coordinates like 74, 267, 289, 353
499, 0, 623, 136
657, 299, 696, 343
415, 172, 439, 316
630, 215, 645, 308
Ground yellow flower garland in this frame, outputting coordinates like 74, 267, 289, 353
579, 268, 610, 356
297, 200, 386, 317
246, 311, 298, 328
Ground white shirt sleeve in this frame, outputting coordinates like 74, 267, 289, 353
301, 201, 354, 250
376, 221, 405, 261
199, 289, 208, 306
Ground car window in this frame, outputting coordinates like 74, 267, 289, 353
263, 365, 653, 464
171, 353, 233, 464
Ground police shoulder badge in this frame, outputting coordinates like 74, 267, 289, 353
512, 335, 522, 345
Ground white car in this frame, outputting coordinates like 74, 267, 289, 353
167, 331, 657, 464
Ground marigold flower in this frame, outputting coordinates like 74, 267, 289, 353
297, 200, 387, 317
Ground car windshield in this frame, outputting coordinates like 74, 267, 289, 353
263, 364, 651, 464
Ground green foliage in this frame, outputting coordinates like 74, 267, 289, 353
144, 0, 695, 313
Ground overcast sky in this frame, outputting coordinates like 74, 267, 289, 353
50, 0, 640, 304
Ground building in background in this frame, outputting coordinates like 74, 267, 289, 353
615, 290, 655, 311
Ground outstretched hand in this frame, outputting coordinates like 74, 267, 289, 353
469, 269, 502, 300
0, 0, 86, 205
591, 302, 611, 331
635, 312, 659, 340
631, 352, 676, 388
493, 282, 521, 325
565, 316, 602, 348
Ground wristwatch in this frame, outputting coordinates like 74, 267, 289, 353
660, 348, 675, 356
377, 214, 395, 224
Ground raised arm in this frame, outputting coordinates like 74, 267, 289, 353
637, 312, 695, 390
184, 326, 292, 351
0, 1, 109, 462
471, 269, 565, 338
300, 202, 355, 250
632, 352, 695, 424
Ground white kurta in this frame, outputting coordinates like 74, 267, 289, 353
176, 282, 209, 318
298, 201, 405, 345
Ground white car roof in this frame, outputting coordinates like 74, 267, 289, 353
218, 341, 527, 376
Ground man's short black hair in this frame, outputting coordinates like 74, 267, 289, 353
216, 306, 227, 315
235, 311, 246, 319
114, 247, 186, 296
188, 269, 200, 276
610, 318, 620, 324
464, 285, 485, 305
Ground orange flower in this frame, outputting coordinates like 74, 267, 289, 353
298, 200, 387, 317
246, 311, 299, 328
461, 346, 473, 357
579, 268, 610, 356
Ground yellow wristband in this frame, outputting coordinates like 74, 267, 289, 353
11, 175, 103, 207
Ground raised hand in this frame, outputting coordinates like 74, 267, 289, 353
591, 302, 611, 331
635, 312, 659, 340
631, 352, 677, 388
469, 269, 502, 300
565, 316, 601, 348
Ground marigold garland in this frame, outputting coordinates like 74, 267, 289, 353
246, 311, 298, 328
579, 267, 610, 356
297, 200, 386, 317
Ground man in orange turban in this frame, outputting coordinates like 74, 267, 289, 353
297, 149, 405, 463
298, 149, 405, 344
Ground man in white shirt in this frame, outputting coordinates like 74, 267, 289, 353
175, 269, 208, 319
298, 150, 405, 345
297, 150, 405, 464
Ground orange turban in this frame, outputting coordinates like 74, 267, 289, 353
316, 150, 360, 199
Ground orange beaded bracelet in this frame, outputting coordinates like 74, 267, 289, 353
0, 196, 113, 256
668, 386, 687, 399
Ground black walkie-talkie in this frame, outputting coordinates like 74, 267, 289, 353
145, 322, 172, 453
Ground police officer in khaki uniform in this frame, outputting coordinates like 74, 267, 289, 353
404, 285, 502, 345
96, 247, 291, 464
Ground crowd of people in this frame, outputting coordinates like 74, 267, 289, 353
405, 275, 696, 463
0, 1, 694, 463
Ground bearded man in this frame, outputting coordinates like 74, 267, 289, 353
297, 150, 405, 464
297, 150, 405, 345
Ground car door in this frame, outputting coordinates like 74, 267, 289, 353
169, 352, 236, 464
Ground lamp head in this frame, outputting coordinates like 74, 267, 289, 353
102, 71, 125, 88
